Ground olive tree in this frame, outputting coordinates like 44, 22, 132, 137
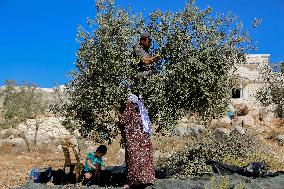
63, 0, 254, 142
257, 63, 284, 118
0, 80, 45, 129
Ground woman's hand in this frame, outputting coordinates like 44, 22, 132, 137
126, 102, 136, 110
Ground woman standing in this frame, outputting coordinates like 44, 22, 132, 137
119, 94, 155, 189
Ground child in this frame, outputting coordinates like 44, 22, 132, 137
82, 145, 107, 186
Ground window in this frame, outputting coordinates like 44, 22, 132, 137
232, 88, 241, 98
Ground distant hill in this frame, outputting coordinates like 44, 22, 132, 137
0, 85, 67, 113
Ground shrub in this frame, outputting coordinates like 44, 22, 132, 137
257, 63, 284, 118
205, 176, 245, 189
0, 80, 46, 129
156, 131, 278, 178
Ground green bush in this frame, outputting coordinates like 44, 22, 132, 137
257, 63, 284, 118
206, 176, 245, 189
156, 131, 272, 178
0, 80, 46, 129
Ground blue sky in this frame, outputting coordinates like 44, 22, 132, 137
0, 0, 283, 87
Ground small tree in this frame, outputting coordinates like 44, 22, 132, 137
0, 80, 45, 129
64, 0, 254, 142
257, 63, 284, 118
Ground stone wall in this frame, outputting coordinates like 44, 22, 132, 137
0, 117, 78, 153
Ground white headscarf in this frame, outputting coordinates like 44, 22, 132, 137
127, 94, 152, 135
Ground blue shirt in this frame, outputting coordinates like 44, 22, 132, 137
84, 152, 105, 172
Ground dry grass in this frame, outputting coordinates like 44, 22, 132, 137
259, 118, 284, 143
152, 134, 188, 153
0, 152, 65, 189
0, 138, 126, 189
0, 134, 187, 189
272, 118, 284, 127
1, 128, 284, 189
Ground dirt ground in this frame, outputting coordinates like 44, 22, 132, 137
1, 131, 284, 189
0, 152, 66, 189
0, 134, 190, 189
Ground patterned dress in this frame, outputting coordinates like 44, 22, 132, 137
119, 104, 155, 186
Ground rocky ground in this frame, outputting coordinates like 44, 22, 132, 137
1, 90, 284, 189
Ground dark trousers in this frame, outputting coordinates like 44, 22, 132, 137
82, 169, 111, 187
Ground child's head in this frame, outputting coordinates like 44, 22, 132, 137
95, 145, 107, 157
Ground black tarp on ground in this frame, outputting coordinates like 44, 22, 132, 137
206, 160, 284, 178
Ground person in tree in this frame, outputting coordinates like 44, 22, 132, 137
134, 32, 160, 84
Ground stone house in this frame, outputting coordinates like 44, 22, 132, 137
231, 54, 270, 103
